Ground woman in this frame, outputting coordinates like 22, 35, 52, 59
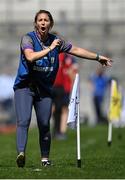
13, 9, 112, 167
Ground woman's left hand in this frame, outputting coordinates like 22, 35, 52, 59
98, 56, 113, 67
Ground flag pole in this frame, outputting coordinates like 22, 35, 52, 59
107, 121, 112, 146
67, 73, 81, 168
107, 80, 114, 146
76, 97, 81, 167
117, 86, 122, 140
76, 74, 81, 168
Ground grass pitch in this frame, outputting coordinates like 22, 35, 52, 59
0, 124, 125, 179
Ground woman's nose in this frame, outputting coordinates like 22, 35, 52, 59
41, 20, 45, 25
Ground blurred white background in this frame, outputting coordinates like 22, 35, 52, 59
0, 0, 125, 126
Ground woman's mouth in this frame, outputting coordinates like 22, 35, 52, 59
41, 27, 46, 32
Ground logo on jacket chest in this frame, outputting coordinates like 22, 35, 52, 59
33, 56, 55, 72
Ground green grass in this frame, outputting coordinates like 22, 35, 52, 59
0, 124, 125, 179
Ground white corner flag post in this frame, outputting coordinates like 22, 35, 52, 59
67, 73, 81, 168
107, 121, 112, 146
76, 75, 81, 168
107, 80, 114, 146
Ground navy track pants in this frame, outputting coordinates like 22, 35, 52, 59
14, 87, 52, 158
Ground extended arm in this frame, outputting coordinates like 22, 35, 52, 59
68, 46, 112, 67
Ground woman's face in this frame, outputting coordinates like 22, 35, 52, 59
35, 13, 52, 36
